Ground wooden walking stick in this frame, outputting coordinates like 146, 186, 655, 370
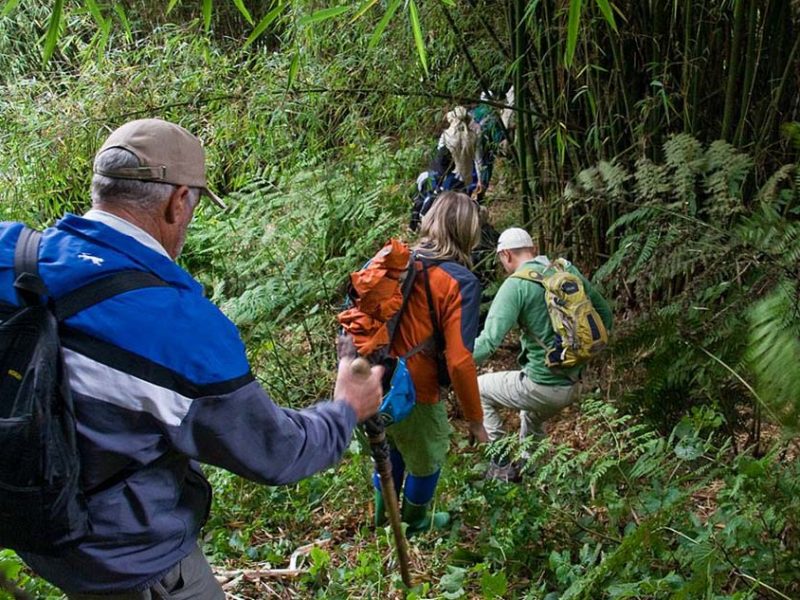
351, 357, 414, 588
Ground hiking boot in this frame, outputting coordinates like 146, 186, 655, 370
401, 498, 450, 536
484, 460, 522, 483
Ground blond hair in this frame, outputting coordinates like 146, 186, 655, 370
415, 191, 480, 267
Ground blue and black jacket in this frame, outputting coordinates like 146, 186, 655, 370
0, 215, 357, 594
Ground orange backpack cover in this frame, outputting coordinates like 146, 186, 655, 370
337, 239, 413, 356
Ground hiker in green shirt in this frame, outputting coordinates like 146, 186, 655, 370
473, 228, 613, 481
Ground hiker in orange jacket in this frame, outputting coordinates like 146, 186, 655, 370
378, 191, 489, 534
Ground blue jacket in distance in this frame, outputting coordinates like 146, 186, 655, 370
0, 215, 357, 594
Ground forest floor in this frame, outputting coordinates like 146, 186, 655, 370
211, 332, 603, 599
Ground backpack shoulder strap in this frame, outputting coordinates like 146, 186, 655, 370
10, 228, 168, 317
384, 254, 418, 348
552, 257, 571, 271
419, 256, 445, 354
13, 226, 47, 305
54, 271, 169, 321
510, 266, 545, 284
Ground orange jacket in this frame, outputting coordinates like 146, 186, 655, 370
391, 257, 482, 423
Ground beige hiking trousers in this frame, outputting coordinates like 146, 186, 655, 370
478, 370, 577, 442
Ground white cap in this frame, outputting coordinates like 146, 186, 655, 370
496, 227, 534, 252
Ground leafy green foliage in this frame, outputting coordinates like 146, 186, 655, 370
748, 281, 800, 432
434, 399, 800, 599
2, 5, 799, 600
576, 135, 800, 433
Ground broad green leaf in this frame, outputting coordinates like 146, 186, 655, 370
594, 0, 617, 32
243, 3, 285, 49
565, 0, 582, 67
674, 437, 703, 461
84, 0, 106, 27
350, 0, 378, 23
368, 0, 401, 49
202, 0, 212, 31
231, 0, 254, 25
298, 6, 349, 26
166, 0, 181, 14
287, 50, 300, 88
480, 569, 508, 599
0, 0, 21, 18
42, 0, 64, 64
408, 0, 427, 75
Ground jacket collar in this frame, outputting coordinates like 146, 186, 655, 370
56, 214, 203, 294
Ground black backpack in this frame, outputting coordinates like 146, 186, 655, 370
0, 226, 166, 554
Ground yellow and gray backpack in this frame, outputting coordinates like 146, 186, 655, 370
512, 258, 608, 369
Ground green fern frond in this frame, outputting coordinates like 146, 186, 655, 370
747, 280, 800, 431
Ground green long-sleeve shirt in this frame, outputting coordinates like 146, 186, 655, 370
473, 257, 614, 386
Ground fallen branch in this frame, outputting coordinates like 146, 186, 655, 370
214, 539, 331, 585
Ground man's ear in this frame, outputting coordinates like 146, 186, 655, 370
164, 185, 191, 225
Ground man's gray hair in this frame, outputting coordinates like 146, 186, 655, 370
91, 148, 200, 210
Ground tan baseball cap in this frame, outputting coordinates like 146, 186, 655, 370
94, 118, 226, 209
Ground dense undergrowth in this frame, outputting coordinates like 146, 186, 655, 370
1, 2, 799, 599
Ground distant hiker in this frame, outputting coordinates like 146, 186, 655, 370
431, 106, 482, 193
473, 228, 613, 482
500, 86, 516, 143
468, 93, 508, 203
0, 118, 383, 599
410, 170, 438, 231
412, 107, 483, 229
377, 191, 488, 534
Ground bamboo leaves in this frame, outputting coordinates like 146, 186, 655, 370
202, 0, 212, 31
0, 0, 20, 18
42, 0, 64, 63
231, 0, 254, 26
565, 0, 619, 67
566, 0, 583, 67
368, 0, 402, 49
408, 0, 428, 75
351, 0, 379, 23
298, 6, 350, 26
594, 0, 618, 32
243, 3, 285, 49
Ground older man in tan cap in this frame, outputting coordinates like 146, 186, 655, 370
473, 227, 613, 482
2, 119, 383, 598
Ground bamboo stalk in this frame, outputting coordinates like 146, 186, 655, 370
513, 0, 533, 225
721, 0, 746, 141
733, 0, 759, 147
754, 31, 800, 161
680, 0, 693, 132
